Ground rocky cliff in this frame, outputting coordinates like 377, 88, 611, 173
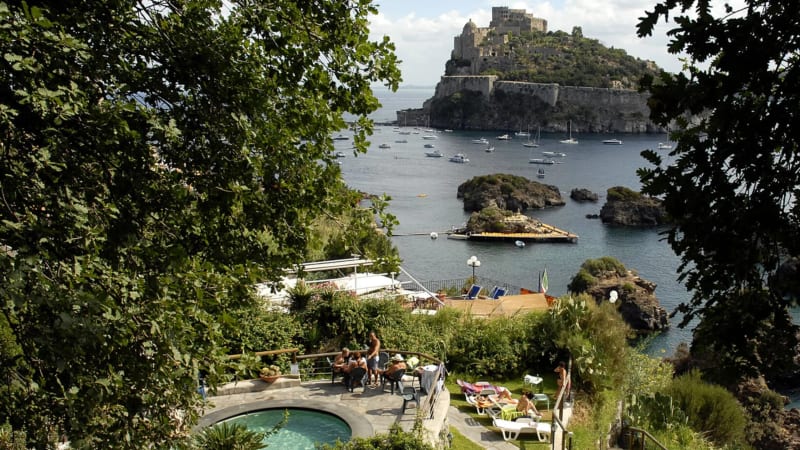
398, 76, 665, 133
456, 173, 564, 212
599, 186, 668, 226
569, 257, 669, 333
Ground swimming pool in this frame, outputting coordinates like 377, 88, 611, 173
197, 398, 373, 448
221, 408, 350, 449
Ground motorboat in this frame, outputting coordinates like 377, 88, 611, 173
497, 134, 511, 140
542, 151, 566, 157
658, 142, 673, 149
485, 145, 495, 153
425, 149, 444, 158
333, 134, 349, 141
422, 135, 437, 140
515, 240, 526, 248
472, 138, 489, 144
379, 143, 391, 149
424, 143, 436, 148
449, 153, 469, 163
334, 151, 347, 158
395, 139, 408, 143
529, 158, 555, 165
602, 138, 623, 145
537, 168, 546, 179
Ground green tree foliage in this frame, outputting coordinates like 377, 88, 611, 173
666, 371, 747, 446
636, 0, 800, 384
0, 1, 400, 448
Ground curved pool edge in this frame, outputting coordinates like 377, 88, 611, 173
195, 398, 373, 439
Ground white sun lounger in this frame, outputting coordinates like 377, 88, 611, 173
492, 417, 552, 442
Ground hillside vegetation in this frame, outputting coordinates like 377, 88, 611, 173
452, 28, 661, 89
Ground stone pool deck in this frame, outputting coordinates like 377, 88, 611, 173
198, 377, 573, 448
198, 377, 451, 446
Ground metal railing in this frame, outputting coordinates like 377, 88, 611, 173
618, 427, 668, 450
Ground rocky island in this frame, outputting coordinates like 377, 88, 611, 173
568, 256, 670, 332
398, 7, 668, 133
599, 186, 668, 226
451, 174, 577, 243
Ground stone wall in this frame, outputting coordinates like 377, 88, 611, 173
396, 75, 665, 133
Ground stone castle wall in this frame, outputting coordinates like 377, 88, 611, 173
397, 76, 664, 133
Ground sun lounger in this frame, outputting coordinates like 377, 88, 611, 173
492, 417, 552, 442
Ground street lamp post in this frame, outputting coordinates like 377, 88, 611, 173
467, 255, 481, 282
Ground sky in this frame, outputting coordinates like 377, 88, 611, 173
368, 0, 687, 87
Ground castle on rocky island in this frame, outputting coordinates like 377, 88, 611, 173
453, 7, 548, 77
396, 7, 666, 134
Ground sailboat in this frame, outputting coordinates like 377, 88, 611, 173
515, 125, 530, 138
523, 127, 541, 148
560, 121, 578, 144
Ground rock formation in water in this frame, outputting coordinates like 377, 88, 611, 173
570, 188, 599, 202
457, 173, 564, 212
599, 186, 668, 226
464, 204, 546, 234
569, 256, 669, 332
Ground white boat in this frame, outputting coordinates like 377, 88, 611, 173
658, 142, 673, 149
472, 138, 489, 144
395, 139, 408, 143
559, 121, 578, 144
399, 131, 411, 135
537, 168, 546, 179
515, 240, 526, 248
333, 134, 349, 141
515, 126, 530, 137
422, 135, 437, 140
424, 143, 436, 148
485, 145, 495, 153
334, 151, 346, 158
497, 134, 511, 140
529, 158, 555, 165
379, 143, 391, 149
449, 153, 469, 163
602, 138, 623, 145
425, 149, 444, 158
523, 127, 540, 148
542, 151, 566, 157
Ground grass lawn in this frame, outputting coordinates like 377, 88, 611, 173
445, 373, 558, 448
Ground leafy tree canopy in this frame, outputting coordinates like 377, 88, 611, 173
636, 0, 800, 384
0, 0, 399, 448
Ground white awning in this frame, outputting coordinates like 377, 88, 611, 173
332, 273, 400, 295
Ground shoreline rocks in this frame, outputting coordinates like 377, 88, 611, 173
457, 173, 564, 212
599, 186, 668, 226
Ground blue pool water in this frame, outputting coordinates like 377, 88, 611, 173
222, 408, 351, 449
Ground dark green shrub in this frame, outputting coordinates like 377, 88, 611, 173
580, 256, 627, 277
607, 186, 641, 202
567, 269, 597, 293
666, 370, 747, 445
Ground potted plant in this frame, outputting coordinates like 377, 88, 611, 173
259, 365, 281, 383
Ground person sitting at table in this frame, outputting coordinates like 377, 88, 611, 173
332, 347, 351, 374
381, 354, 407, 379
343, 351, 367, 386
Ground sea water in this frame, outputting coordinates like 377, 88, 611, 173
346, 86, 798, 407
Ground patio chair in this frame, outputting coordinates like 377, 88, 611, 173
346, 367, 368, 393
328, 357, 344, 385
492, 417, 552, 442
381, 368, 406, 394
462, 284, 482, 300
491, 287, 507, 299
487, 286, 499, 299
401, 386, 419, 413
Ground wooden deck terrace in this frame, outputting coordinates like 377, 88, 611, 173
441, 293, 550, 318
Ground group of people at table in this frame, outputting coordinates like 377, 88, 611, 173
331, 331, 414, 388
